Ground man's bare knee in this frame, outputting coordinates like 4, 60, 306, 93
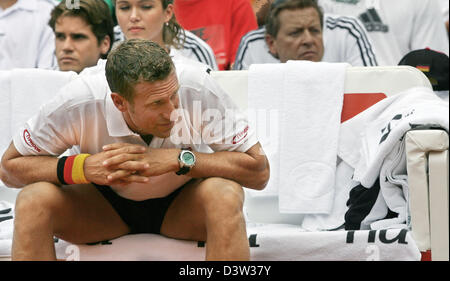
15, 182, 63, 229
16, 182, 62, 209
198, 177, 245, 216
196, 178, 248, 261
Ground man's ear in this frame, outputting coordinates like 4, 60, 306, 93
265, 34, 278, 58
100, 35, 111, 56
110, 93, 128, 112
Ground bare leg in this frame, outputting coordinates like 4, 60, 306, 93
12, 182, 130, 261
160, 177, 249, 261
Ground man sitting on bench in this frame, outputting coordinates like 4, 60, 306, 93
0, 39, 270, 261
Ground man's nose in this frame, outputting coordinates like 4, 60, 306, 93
62, 37, 74, 52
162, 99, 179, 120
300, 30, 315, 46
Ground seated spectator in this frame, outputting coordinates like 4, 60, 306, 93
250, 0, 272, 27
234, 0, 378, 70
48, 0, 114, 74
0, 0, 56, 70
399, 48, 449, 102
174, 0, 258, 70
113, 0, 218, 70
318, 0, 449, 66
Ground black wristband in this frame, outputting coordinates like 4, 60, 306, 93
57, 156, 68, 185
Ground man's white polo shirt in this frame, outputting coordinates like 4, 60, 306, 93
0, 0, 56, 70
13, 61, 257, 199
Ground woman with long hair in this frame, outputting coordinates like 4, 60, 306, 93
113, 0, 218, 69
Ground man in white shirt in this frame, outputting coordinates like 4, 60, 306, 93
0, 39, 269, 261
114, 25, 218, 71
318, 0, 449, 66
0, 0, 56, 70
48, 0, 114, 73
233, 0, 378, 70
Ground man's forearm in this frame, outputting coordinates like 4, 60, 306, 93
188, 147, 270, 190
2, 141, 162, 189
101, 143, 271, 190
1, 155, 59, 188
1, 143, 60, 188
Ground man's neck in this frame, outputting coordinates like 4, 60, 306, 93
140, 134, 154, 146
0, 0, 18, 10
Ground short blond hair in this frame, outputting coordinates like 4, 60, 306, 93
105, 39, 175, 102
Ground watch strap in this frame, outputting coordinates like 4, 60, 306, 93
176, 166, 190, 175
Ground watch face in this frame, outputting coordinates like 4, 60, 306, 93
182, 151, 195, 165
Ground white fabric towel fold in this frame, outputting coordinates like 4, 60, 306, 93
301, 159, 359, 231
279, 61, 348, 214
49, 224, 420, 261
0, 201, 14, 246
0, 211, 421, 260
10, 68, 78, 136
372, 140, 409, 229
247, 64, 285, 198
339, 87, 449, 229
244, 224, 420, 261
339, 87, 449, 188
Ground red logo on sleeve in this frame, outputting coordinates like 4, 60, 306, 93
23, 129, 41, 152
232, 126, 249, 144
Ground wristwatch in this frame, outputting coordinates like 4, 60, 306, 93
176, 149, 196, 175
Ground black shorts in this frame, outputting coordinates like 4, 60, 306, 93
95, 184, 185, 235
